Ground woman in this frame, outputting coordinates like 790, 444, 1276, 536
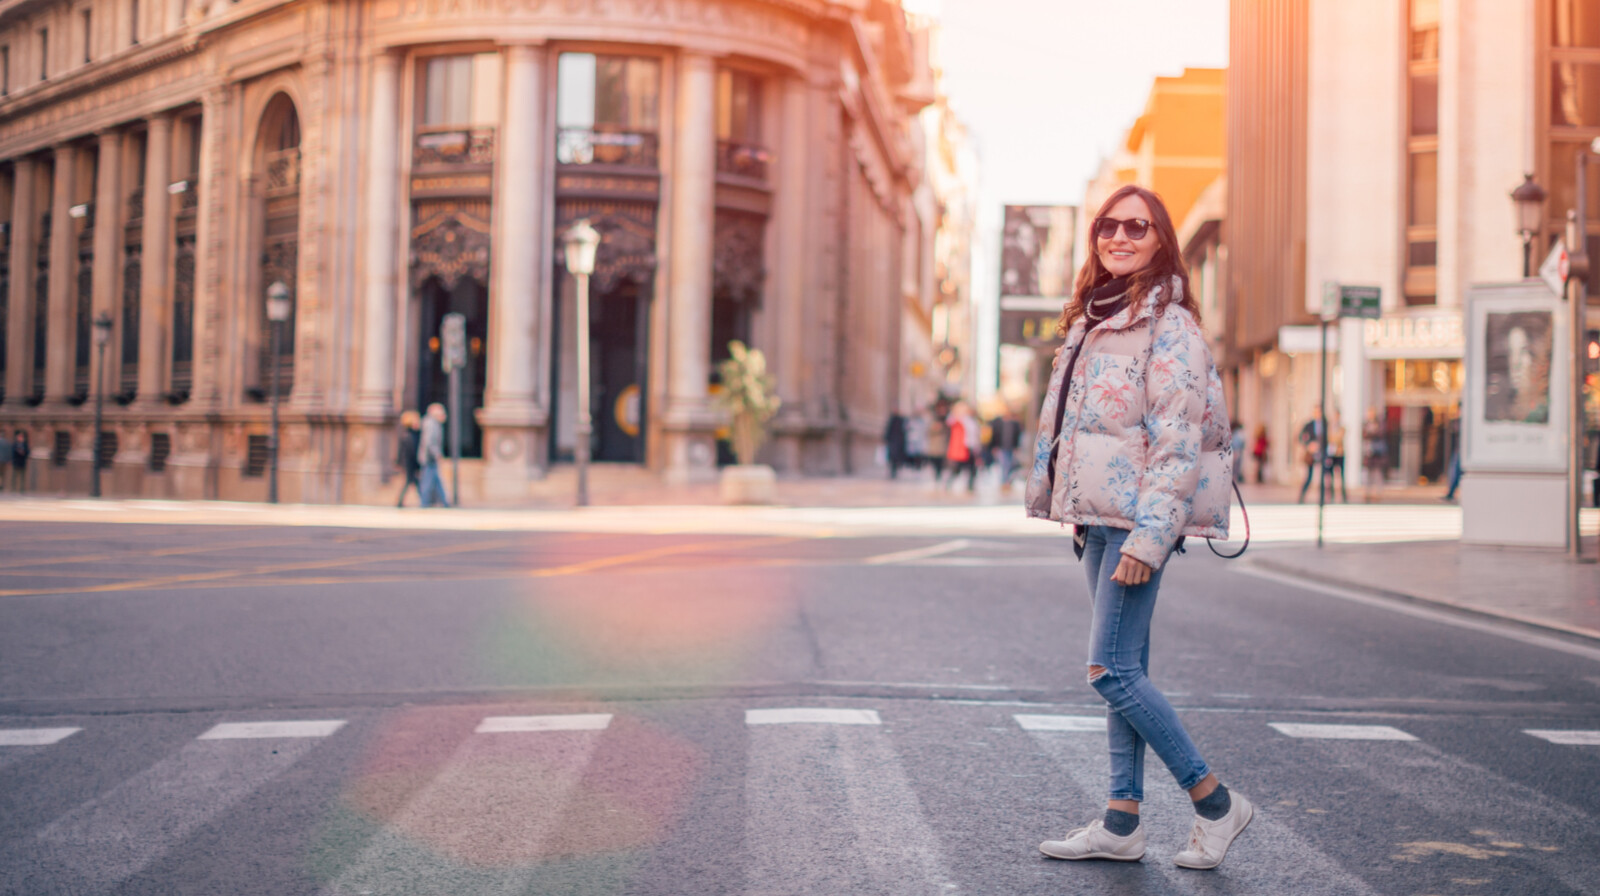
1250, 424, 1269, 484
1025, 185, 1250, 870
394, 410, 423, 507
10, 430, 29, 493
1362, 408, 1388, 503
945, 401, 979, 492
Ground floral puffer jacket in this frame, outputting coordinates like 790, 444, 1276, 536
1023, 277, 1233, 569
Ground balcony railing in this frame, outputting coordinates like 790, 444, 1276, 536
716, 141, 770, 181
413, 127, 496, 167
556, 128, 659, 169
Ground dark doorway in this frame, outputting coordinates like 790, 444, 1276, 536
417, 275, 488, 458
710, 288, 753, 467
550, 272, 649, 464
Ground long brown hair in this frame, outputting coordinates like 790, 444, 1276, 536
1056, 184, 1197, 336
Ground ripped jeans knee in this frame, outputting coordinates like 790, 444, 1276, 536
1087, 663, 1110, 685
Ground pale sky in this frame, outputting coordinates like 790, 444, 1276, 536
920, 0, 1230, 205
904, 0, 1230, 397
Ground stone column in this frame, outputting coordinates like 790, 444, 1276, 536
355, 50, 402, 416
662, 51, 718, 483
6, 157, 35, 405
480, 42, 547, 492
44, 144, 75, 403
766, 73, 809, 470
92, 130, 122, 382
137, 113, 174, 406
190, 86, 228, 410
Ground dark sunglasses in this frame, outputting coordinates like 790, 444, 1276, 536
1093, 216, 1153, 241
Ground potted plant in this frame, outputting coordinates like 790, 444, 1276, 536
714, 340, 782, 504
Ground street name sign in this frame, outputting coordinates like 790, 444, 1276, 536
1339, 285, 1382, 319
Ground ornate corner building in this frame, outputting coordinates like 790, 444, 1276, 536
0, 0, 941, 502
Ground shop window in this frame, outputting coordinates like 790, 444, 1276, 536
148, 432, 170, 472
420, 53, 501, 129
1552, 61, 1600, 128
244, 434, 268, 477
52, 430, 69, 466
96, 431, 117, 467
1553, 0, 1600, 48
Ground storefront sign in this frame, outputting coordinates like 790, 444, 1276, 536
1362, 312, 1463, 359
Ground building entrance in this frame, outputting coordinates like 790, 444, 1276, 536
550, 272, 649, 463
417, 274, 488, 458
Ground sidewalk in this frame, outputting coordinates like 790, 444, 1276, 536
3, 466, 1597, 643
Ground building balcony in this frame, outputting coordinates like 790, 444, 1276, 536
413, 127, 496, 168
716, 140, 770, 182
555, 128, 659, 170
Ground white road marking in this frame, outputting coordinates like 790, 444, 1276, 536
1238, 564, 1600, 663
745, 714, 955, 893
746, 708, 882, 726
1525, 729, 1600, 745
1014, 714, 1106, 732
19, 733, 324, 893
197, 720, 346, 740
475, 713, 612, 733
860, 539, 970, 565
0, 727, 81, 746
1269, 722, 1418, 741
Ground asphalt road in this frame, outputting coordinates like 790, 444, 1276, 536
0, 519, 1597, 895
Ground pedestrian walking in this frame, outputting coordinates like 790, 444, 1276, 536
990, 407, 1023, 488
395, 410, 423, 507
0, 431, 13, 493
1325, 416, 1349, 502
905, 411, 928, 472
1025, 184, 1251, 870
1442, 411, 1463, 501
883, 410, 909, 480
1361, 408, 1388, 503
924, 408, 948, 480
417, 403, 450, 508
10, 431, 29, 493
1230, 421, 1246, 483
1296, 406, 1325, 503
944, 401, 979, 492
1250, 423, 1269, 483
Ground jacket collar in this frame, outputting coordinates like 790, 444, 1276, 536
1068, 275, 1179, 340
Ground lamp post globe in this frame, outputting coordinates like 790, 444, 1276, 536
562, 219, 602, 507
264, 280, 291, 503
1510, 173, 1547, 278
90, 312, 113, 498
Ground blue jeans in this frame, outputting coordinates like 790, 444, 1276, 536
419, 461, 449, 508
1081, 525, 1210, 802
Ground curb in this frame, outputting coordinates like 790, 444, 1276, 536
1246, 555, 1600, 647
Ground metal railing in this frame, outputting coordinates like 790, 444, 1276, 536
555, 128, 660, 169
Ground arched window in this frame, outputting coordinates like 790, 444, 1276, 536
253, 94, 299, 400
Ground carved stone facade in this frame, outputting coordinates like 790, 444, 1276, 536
0, 0, 939, 502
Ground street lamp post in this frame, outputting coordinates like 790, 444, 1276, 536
562, 219, 601, 507
265, 280, 292, 505
1511, 172, 1548, 279
89, 312, 113, 498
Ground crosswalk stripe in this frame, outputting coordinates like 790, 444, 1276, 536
198, 720, 345, 740
10, 732, 325, 893
324, 716, 610, 895
475, 713, 612, 733
1524, 729, 1600, 745
0, 727, 80, 746
1268, 722, 1418, 741
1014, 714, 1106, 732
744, 715, 955, 894
745, 707, 882, 726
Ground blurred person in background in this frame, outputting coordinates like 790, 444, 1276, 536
395, 410, 423, 507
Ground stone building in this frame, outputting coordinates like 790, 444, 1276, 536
0, 0, 939, 502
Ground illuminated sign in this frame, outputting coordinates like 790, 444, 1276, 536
1362, 312, 1463, 359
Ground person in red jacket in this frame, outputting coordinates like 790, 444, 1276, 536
944, 401, 979, 492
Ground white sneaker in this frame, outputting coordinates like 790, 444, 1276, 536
1174, 792, 1254, 870
1039, 819, 1146, 861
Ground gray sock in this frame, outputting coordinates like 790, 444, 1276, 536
1102, 808, 1140, 836
1193, 783, 1231, 821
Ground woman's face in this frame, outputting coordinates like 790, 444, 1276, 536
1096, 194, 1160, 278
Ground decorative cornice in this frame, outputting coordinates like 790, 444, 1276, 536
0, 35, 199, 124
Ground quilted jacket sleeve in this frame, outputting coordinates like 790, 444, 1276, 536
1120, 307, 1208, 569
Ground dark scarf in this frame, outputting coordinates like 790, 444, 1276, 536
1084, 276, 1132, 327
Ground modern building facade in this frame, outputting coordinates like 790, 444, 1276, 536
0, 0, 942, 502
1227, 0, 1600, 488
